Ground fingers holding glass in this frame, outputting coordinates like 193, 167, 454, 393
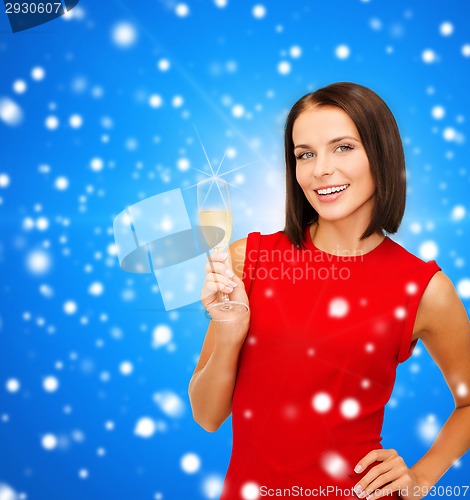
197, 178, 249, 321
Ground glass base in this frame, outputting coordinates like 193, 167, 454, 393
205, 300, 250, 322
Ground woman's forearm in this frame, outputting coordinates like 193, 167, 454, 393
411, 405, 470, 490
188, 337, 245, 432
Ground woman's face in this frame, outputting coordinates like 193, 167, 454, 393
292, 105, 376, 226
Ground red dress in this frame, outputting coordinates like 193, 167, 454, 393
220, 225, 442, 499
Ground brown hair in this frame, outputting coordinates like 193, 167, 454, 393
283, 82, 406, 249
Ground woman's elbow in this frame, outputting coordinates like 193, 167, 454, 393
191, 411, 221, 433
199, 420, 220, 433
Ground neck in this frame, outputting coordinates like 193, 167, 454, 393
310, 217, 385, 256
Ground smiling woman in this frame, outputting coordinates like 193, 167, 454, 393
294, 106, 376, 237
284, 83, 406, 251
189, 82, 470, 500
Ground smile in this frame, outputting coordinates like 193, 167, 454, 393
314, 184, 350, 195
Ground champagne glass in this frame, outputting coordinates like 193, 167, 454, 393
197, 177, 249, 321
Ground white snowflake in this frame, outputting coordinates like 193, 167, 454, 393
180, 453, 201, 473
312, 392, 332, 413
328, 298, 349, 318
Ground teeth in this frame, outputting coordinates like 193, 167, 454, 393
316, 184, 349, 195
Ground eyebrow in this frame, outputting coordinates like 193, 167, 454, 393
293, 136, 360, 151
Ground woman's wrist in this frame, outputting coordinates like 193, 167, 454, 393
213, 316, 250, 350
401, 468, 434, 499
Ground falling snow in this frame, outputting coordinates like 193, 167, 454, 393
202, 475, 224, 498
172, 95, 184, 107
419, 240, 439, 260
69, 114, 83, 128
41, 433, 58, 450
0, 483, 18, 500
149, 94, 163, 108
13, 79, 27, 93
152, 324, 172, 347
54, 176, 69, 190
157, 58, 170, 71
63, 300, 78, 314
456, 383, 468, 397
88, 281, 104, 296
43, 376, 59, 392
394, 306, 406, 319
431, 105, 445, 119
289, 45, 302, 58
175, 3, 190, 17
335, 44, 350, 59
45, 115, 59, 130
457, 279, 470, 299
119, 361, 133, 375
0, 97, 23, 126
180, 453, 201, 473
232, 104, 245, 118
134, 417, 156, 438
277, 61, 291, 75
422, 49, 437, 63
26, 249, 51, 275
112, 22, 138, 47
5, 378, 20, 393
328, 298, 349, 318
31, 66, 45, 81
340, 398, 360, 419
320, 452, 348, 479
0, 173, 11, 188
439, 22, 454, 36
418, 414, 440, 443
90, 157, 104, 171
241, 482, 260, 500
153, 390, 185, 417
252, 5, 266, 19
451, 205, 466, 221
312, 392, 332, 413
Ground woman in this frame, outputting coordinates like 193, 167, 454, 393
188, 82, 470, 500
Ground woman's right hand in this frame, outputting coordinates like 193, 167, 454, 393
201, 249, 250, 331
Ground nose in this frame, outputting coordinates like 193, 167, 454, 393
312, 153, 335, 178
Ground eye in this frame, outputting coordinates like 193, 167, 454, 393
336, 144, 353, 153
296, 151, 315, 160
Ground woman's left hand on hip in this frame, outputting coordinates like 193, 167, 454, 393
353, 448, 430, 499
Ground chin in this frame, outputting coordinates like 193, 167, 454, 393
312, 207, 361, 223
310, 201, 348, 215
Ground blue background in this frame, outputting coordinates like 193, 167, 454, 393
1, 0, 470, 498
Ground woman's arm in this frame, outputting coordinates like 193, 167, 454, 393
188, 237, 249, 432
410, 270, 470, 489
353, 271, 470, 499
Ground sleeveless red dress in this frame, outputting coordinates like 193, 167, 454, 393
220, 225, 442, 499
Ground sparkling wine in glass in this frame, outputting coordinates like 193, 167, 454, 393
197, 177, 249, 321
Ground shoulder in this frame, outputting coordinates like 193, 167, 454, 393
228, 237, 247, 279
415, 270, 463, 340
227, 229, 287, 279
385, 237, 443, 282
421, 269, 455, 300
